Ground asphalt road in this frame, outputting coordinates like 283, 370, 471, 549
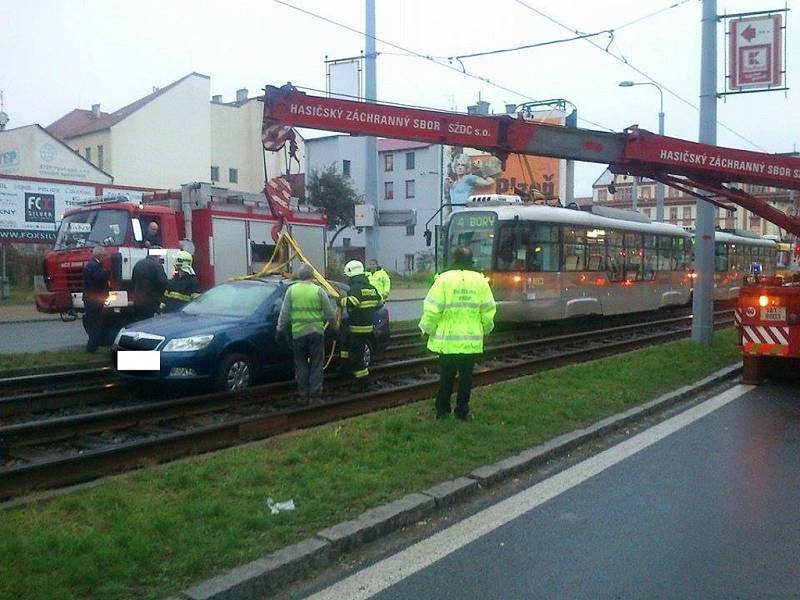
306, 383, 800, 599
0, 318, 87, 353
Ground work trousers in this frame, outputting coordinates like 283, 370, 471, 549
436, 353, 478, 418
84, 301, 105, 352
340, 330, 370, 387
292, 332, 325, 398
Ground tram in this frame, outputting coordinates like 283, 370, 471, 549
439, 196, 776, 322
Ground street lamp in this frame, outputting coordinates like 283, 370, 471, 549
618, 81, 665, 222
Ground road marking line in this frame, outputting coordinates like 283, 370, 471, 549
308, 384, 752, 600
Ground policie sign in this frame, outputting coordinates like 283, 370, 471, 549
728, 14, 783, 90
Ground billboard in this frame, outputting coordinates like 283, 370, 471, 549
0, 177, 96, 242
444, 112, 563, 205
729, 14, 783, 90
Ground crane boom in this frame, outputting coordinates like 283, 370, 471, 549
262, 84, 800, 237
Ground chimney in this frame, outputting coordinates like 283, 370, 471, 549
212, 94, 223, 103
91, 104, 101, 118
236, 88, 248, 103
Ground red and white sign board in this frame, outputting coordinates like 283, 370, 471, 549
729, 14, 783, 90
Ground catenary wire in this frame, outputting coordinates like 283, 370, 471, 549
511, 0, 769, 151
271, 0, 616, 131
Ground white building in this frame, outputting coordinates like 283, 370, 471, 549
305, 136, 442, 273
0, 124, 111, 183
47, 72, 302, 193
591, 168, 799, 239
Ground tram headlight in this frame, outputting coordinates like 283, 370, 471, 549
758, 295, 769, 307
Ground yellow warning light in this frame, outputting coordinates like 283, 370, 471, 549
758, 295, 769, 307
512, 275, 522, 283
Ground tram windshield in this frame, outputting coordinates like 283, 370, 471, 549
446, 211, 497, 271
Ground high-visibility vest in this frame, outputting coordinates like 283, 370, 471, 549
368, 268, 391, 300
418, 269, 496, 354
290, 282, 326, 338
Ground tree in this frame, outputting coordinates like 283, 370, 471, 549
306, 165, 359, 247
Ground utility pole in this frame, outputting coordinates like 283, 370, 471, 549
692, 0, 717, 344
364, 0, 379, 263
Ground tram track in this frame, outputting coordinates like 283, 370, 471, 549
0, 310, 734, 500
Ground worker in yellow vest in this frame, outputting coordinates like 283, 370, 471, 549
418, 246, 496, 420
276, 265, 338, 404
367, 259, 391, 301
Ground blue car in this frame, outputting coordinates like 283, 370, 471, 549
112, 277, 390, 391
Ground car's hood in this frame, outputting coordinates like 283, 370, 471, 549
122, 312, 253, 339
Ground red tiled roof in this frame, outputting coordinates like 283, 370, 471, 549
47, 72, 208, 140
377, 139, 431, 152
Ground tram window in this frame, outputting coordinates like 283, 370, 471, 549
729, 243, 742, 271
495, 223, 559, 272
563, 227, 587, 271
586, 228, 606, 271
675, 238, 691, 270
657, 236, 672, 271
642, 235, 657, 279
715, 242, 729, 272
624, 233, 644, 280
606, 230, 624, 280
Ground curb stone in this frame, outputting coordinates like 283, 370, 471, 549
174, 363, 742, 599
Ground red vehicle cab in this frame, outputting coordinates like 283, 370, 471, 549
737, 274, 800, 384
36, 197, 183, 325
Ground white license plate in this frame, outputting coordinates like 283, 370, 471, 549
117, 351, 160, 370
761, 307, 786, 322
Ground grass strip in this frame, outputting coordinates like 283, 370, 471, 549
0, 329, 741, 600
0, 348, 109, 373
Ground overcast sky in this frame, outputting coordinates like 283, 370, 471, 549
1, 0, 796, 196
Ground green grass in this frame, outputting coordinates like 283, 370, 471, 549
0, 330, 741, 600
0, 285, 36, 306
0, 348, 109, 373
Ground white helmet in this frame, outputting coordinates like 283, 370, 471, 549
344, 260, 365, 277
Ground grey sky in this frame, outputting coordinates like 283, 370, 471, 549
1, 0, 796, 196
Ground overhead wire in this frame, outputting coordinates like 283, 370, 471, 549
271, 0, 615, 131
511, 0, 769, 151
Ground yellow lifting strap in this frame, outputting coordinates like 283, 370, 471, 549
238, 232, 345, 371
239, 232, 343, 300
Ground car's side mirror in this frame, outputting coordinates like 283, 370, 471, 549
424, 229, 432, 247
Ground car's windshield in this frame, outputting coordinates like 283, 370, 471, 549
54, 209, 131, 249
183, 281, 279, 318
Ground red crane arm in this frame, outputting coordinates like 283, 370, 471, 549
262, 84, 800, 236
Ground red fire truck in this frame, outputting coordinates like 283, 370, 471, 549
35, 180, 327, 337
260, 83, 800, 385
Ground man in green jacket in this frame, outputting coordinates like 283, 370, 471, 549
418, 246, 496, 420
367, 259, 391, 301
277, 265, 338, 404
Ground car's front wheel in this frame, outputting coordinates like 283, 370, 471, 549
215, 352, 252, 392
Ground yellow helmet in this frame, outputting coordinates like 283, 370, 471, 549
174, 250, 195, 275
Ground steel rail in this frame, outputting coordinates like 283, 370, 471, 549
0, 313, 734, 499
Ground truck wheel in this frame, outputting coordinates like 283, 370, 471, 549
215, 352, 252, 392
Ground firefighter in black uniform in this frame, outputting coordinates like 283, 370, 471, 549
160, 251, 200, 313
341, 259, 382, 392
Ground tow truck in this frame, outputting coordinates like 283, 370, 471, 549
260, 83, 800, 385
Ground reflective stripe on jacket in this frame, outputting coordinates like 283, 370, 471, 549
418, 269, 496, 354
161, 274, 200, 313
368, 268, 391, 300
345, 275, 381, 335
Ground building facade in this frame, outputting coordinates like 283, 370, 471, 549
592, 169, 799, 240
47, 73, 301, 193
305, 136, 442, 273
